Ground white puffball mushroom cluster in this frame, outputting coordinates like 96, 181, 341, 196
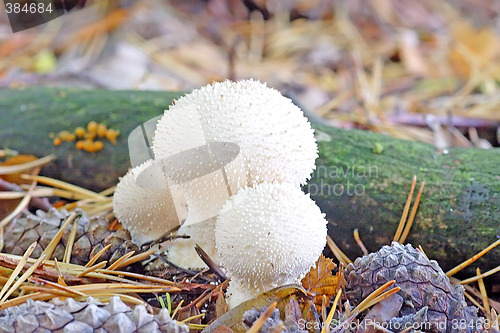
112, 79, 326, 287
216, 182, 328, 308
151, 79, 319, 269
112, 160, 180, 246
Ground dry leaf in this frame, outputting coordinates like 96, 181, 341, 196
0, 155, 38, 184
449, 21, 500, 79
301, 255, 339, 310
203, 285, 307, 333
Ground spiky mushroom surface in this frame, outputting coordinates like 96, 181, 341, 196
152, 79, 318, 188
345, 242, 483, 333
216, 182, 327, 308
0, 296, 188, 333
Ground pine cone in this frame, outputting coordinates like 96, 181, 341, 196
4, 208, 138, 265
345, 242, 483, 333
0, 296, 188, 333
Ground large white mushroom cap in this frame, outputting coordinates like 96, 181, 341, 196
215, 182, 327, 307
152, 79, 318, 187
112, 160, 181, 245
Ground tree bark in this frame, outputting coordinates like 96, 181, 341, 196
0, 88, 498, 277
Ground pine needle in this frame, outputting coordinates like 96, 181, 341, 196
63, 221, 79, 264
247, 301, 277, 333
353, 229, 368, 255
0, 227, 3, 253
0, 242, 37, 301
53, 258, 67, 286
171, 299, 184, 319
119, 247, 157, 268
21, 175, 107, 200
491, 309, 499, 330
321, 288, 342, 333
41, 212, 76, 260
85, 244, 112, 267
393, 175, 416, 243
77, 261, 107, 277
107, 250, 135, 271
351, 280, 396, 315
0, 155, 54, 175
446, 239, 500, 277
417, 245, 429, 260
180, 312, 205, 323
476, 268, 491, 317
99, 185, 116, 196
399, 181, 425, 244
464, 291, 485, 312
327, 235, 352, 265
0, 188, 54, 199
0, 254, 46, 303
29, 277, 87, 297
84, 201, 113, 217
0, 292, 49, 311
459, 265, 500, 285
89, 269, 175, 285
358, 287, 401, 312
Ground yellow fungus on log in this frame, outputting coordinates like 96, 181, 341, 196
87, 121, 98, 133
84, 132, 96, 140
74, 127, 85, 138
97, 123, 107, 137
58, 131, 76, 142
106, 129, 120, 144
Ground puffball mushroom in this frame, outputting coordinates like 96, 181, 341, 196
215, 182, 327, 308
153, 79, 318, 187
112, 160, 181, 246
152, 79, 318, 268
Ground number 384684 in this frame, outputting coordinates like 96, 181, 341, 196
5, 2, 53, 14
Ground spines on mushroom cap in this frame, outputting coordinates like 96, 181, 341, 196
215, 182, 327, 306
152, 79, 318, 187
112, 160, 181, 245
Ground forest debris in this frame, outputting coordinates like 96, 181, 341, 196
0, 168, 39, 228
203, 285, 308, 333
446, 239, 500, 277
2, 208, 138, 266
301, 255, 339, 311
358, 294, 403, 333
0, 295, 189, 332
0, 155, 54, 179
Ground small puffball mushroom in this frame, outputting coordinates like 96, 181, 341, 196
112, 160, 181, 245
215, 182, 327, 308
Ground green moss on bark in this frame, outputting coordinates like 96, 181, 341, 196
309, 124, 500, 276
0, 88, 498, 276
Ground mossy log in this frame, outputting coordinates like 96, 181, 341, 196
0, 88, 498, 277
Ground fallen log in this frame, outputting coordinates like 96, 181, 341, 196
0, 88, 498, 277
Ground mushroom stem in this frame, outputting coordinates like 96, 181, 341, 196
166, 152, 246, 269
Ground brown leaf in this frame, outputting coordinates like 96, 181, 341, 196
216, 289, 229, 318
301, 255, 339, 310
0, 155, 38, 184
449, 21, 500, 79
